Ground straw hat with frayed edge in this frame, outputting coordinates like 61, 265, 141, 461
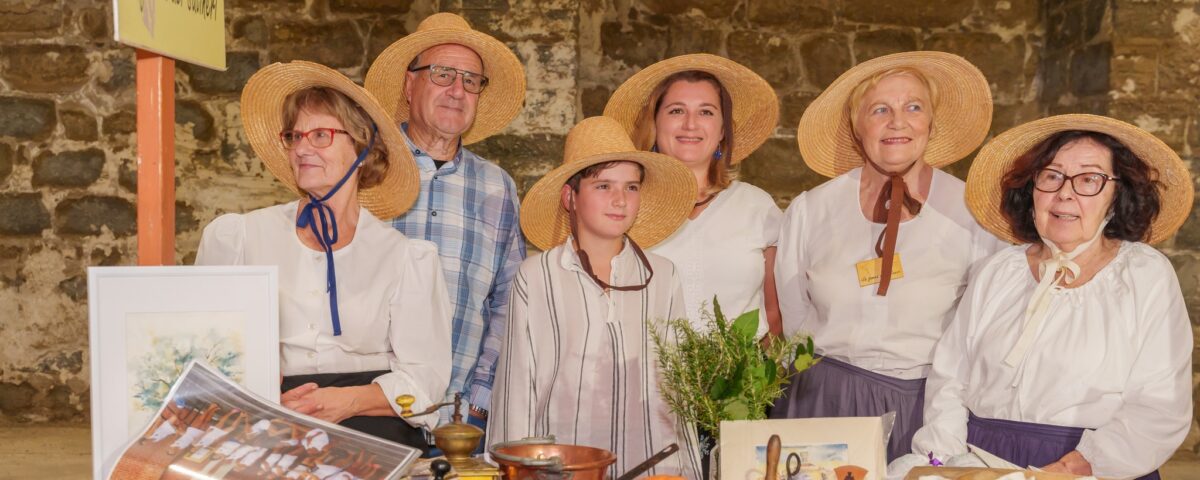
798, 51, 993, 178
241, 61, 419, 220
364, 12, 525, 145
520, 116, 698, 252
603, 53, 779, 165
966, 114, 1193, 245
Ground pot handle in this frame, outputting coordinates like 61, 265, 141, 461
489, 436, 565, 470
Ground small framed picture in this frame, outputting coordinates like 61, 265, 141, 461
88, 265, 280, 479
720, 417, 886, 480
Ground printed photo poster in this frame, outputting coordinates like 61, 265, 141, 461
125, 311, 248, 433
108, 361, 420, 480
721, 417, 886, 480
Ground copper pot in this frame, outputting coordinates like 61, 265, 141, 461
491, 437, 617, 480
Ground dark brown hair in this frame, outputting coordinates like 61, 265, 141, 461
566, 161, 646, 192
999, 130, 1161, 243
631, 71, 735, 195
281, 87, 389, 189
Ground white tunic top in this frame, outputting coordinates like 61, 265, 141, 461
775, 168, 1004, 379
488, 239, 703, 479
195, 201, 453, 430
650, 181, 783, 336
912, 242, 1193, 479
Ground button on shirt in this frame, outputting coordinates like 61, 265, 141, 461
775, 168, 1004, 379
913, 242, 1193, 479
391, 126, 526, 419
195, 202, 453, 431
489, 239, 702, 479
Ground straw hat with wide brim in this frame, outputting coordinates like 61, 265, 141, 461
241, 61, 419, 220
364, 12, 526, 145
603, 53, 779, 165
798, 51, 993, 178
966, 114, 1194, 245
521, 116, 698, 252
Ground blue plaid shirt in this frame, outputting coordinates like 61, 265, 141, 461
393, 125, 525, 422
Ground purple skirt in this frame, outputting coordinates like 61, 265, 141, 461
770, 356, 925, 462
967, 413, 1160, 480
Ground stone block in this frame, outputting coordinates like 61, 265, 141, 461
853, 29, 918, 63
32, 149, 105, 188
0, 1, 63, 38
331, 0, 414, 13
581, 85, 612, 118
740, 137, 825, 204
61, 109, 98, 141
1045, 3, 1082, 51
0, 193, 51, 235
1111, 42, 1159, 99
780, 91, 818, 133
177, 200, 200, 232
176, 100, 215, 142
0, 382, 36, 415
926, 32, 1027, 100
269, 20, 364, 69
979, 0, 1039, 28
1082, 0, 1108, 41
367, 18, 409, 66
0, 144, 13, 181
0, 97, 56, 141
58, 275, 86, 302
801, 33, 851, 89
1113, 0, 1174, 39
841, 0, 971, 28
78, 5, 109, 42
1041, 53, 1070, 104
119, 159, 137, 193
1158, 43, 1200, 100
104, 111, 137, 137
2, 45, 90, 94
728, 31, 796, 89
640, 0, 737, 19
666, 17, 722, 57
101, 53, 136, 93
471, 133, 565, 194
747, 0, 833, 28
1168, 253, 1200, 324
232, 16, 267, 46
182, 51, 260, 94
55, 196, 137, 236
601, 21, 668, 70
1070, 41, 1112, 97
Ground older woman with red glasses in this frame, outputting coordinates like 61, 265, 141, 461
195, 62, 451, 451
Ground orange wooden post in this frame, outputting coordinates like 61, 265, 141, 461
135, 49, 176, 266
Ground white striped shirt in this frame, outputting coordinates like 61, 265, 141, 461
489, 239, 703, 479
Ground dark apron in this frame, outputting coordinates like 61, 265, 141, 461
282, 370, 430, 455
967, 412, 1160, 480
770, 355, 926, 462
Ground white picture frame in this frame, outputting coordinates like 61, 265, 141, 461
720, 417, 887, 480
88, 265, 280, 479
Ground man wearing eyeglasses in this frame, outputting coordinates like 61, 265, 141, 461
365, 13, 528, 440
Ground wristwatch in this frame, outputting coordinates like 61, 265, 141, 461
468, 404, 489, 420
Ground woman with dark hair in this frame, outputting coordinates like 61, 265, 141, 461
603, 54, 785, 341
901, 114, 1194, 479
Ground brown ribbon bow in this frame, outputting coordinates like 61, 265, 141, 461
865, 159, 923, 296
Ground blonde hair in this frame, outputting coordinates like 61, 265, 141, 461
631, 71, 736, 195
281, 87, 390, 190
846, 67, 939, 136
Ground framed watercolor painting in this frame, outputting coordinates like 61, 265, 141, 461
720, 417, 887, 480
88, 265, 280, 479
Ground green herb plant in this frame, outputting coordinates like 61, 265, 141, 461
651, 297, 818, 441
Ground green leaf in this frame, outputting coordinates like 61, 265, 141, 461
731, 309, 759, 342
712, 296, 727, 334
710, 375, 733, 400
722, 399, 751, 420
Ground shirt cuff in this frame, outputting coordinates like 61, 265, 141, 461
466, 384, 492, 412
372, 374, 437, 431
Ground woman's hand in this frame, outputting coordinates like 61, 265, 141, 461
281, 384, 390, 424
1041, 450, 1092, 476
281, 383, 324, 416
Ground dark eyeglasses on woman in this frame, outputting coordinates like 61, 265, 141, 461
1034, 168, 1119, 197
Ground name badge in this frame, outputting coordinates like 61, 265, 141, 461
855, 254, 904, 287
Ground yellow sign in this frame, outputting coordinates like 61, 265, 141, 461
855, 254, 904, 287
114, 0, 226, 70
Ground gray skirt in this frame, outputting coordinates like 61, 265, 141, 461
770, 356, 925, 462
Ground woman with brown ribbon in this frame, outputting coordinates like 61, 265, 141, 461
770, 52, 1004, 462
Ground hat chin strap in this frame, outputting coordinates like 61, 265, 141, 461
1003, 214, 1111, 379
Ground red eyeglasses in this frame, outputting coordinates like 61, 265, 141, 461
279, 128, 351, 149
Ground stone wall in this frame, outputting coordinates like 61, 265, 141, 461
0, 0, 1197, 456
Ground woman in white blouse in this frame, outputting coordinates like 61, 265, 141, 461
772, 52, 1004, 461
195, 62, 452, 450
903, 115, 1194, 480
604, 54, 784, 339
